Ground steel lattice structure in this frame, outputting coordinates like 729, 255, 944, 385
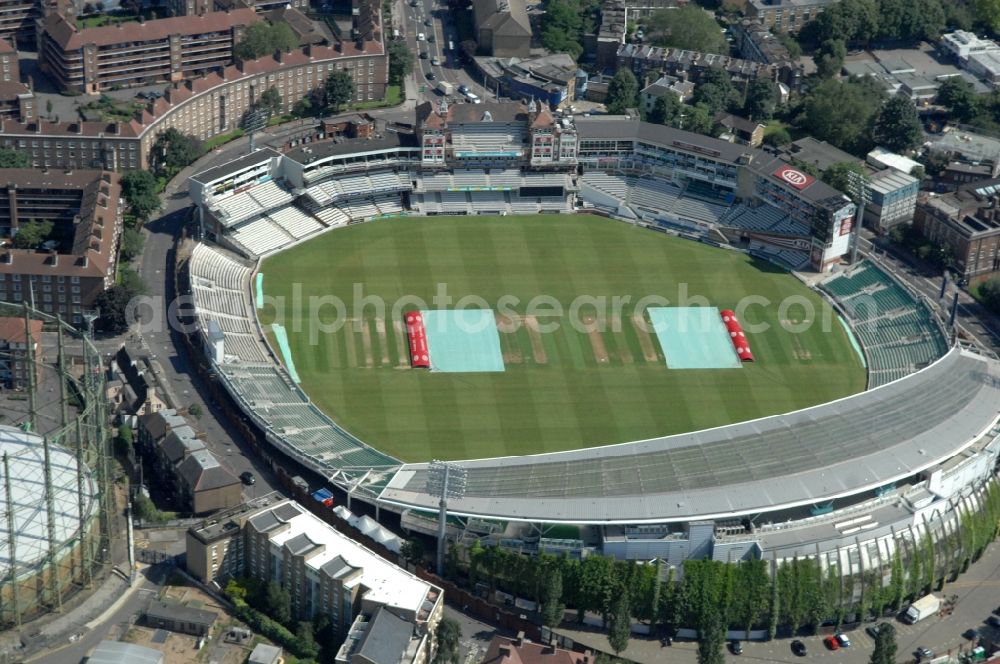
0, 302, 114, 628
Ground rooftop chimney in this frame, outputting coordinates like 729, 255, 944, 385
542, 642, 556, 654
1, 251, 11, 264
514, 632, 525, 647
498, 645, 511, 658
47, 252, 57, 267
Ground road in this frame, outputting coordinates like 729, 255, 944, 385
397, 0, 492, 102
555, 540, 1000, 663
27, 563, 171, 664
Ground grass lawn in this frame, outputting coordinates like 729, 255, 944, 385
259, 215, 865, 462
351, 85, 402, 110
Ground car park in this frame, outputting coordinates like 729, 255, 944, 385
240, 471, 255, 485
729, 640, 743, 655
791, 640, 807, 656
823, 636, 840, 650
835, 633, 851, 648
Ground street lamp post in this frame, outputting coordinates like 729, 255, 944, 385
846, 170, 872, 265
425, 460, 467, 577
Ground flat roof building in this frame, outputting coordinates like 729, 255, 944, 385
940, 30, 1000, 62
143, 599, 218, 636
743, 0, 834, 33
187, 498, 444, 661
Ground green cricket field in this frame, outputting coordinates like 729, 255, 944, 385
258, 214, 866, 462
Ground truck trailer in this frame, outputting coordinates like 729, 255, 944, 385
436, 81, 454, 95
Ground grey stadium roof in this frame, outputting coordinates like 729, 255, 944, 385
379, 349, 1000, 524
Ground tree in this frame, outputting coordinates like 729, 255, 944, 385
976, 0, 1000, 33
294, 621, 319, 659
777, 32, 802, 59
693, 68, 736, 115
0, 147, 29, 168
822, 161, 868, 198
119, 227, 145, 262
815, 38, 847, 78
264, 581, 292, 625
12, 219, 54, 249
872, 95, 923, 153
812, 0, 880, 45
764, 126, 792, 147
978, 276, 1000, 315
696, 601, 725, 664
540, 568, 566, 627
539, 0, 585, 60
607, 589, 631, 655
234, 22, 299, 60
685, 103, 717, 136
649, 93, 684, 126
400, 538, 425, 567
870, 619, 898, 664
260, 87, 283, 117
801, 77, 885, 156
325, 69, 355, 113
936, 76, 978, 122
647, 5, 728, 54
877, 0, 945, 43
387, 39, 414, 85
152, 128, 202, 177
189, 403, 204, 418
119, 170, 161, 222
606, 69, 639, 115
434, 617, 461, 664
115, 422, 134, 456
744, 79, 778, 121
95, 285, 136, 333
292, 96, 314, 118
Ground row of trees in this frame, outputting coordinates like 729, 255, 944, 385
976, 276, 1000, 315
443, 479, 1000, 660
645, 5, 728, 55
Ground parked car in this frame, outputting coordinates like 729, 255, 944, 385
987, 616, 1000, 628
240, 471, 255, 485
823, 636, 840, 651
866, 622, 893, 640
916, 647, 934, 660
791, 640, 807, 656
729, 640, 743, 655
964, 628, 980, 641
836, 633, 851, 648
458, 84, 469, 94
424, 18, 432, 25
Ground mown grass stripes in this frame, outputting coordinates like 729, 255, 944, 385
260, 215, 866, 462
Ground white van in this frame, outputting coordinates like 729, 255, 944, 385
416, 32, 426, 41
464, 91, 481, 103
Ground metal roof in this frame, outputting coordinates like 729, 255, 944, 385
86, 641, 164, 664
379, 349, 1000, 524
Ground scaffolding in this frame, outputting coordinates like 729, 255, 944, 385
0, 302, 114, 628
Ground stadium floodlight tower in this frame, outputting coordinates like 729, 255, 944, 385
846, 169, 872, 264
426, 460, 467, 577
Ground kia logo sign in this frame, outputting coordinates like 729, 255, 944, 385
773, 166, 815, 191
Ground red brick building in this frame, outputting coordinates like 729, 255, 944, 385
0, 316, 42, 389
